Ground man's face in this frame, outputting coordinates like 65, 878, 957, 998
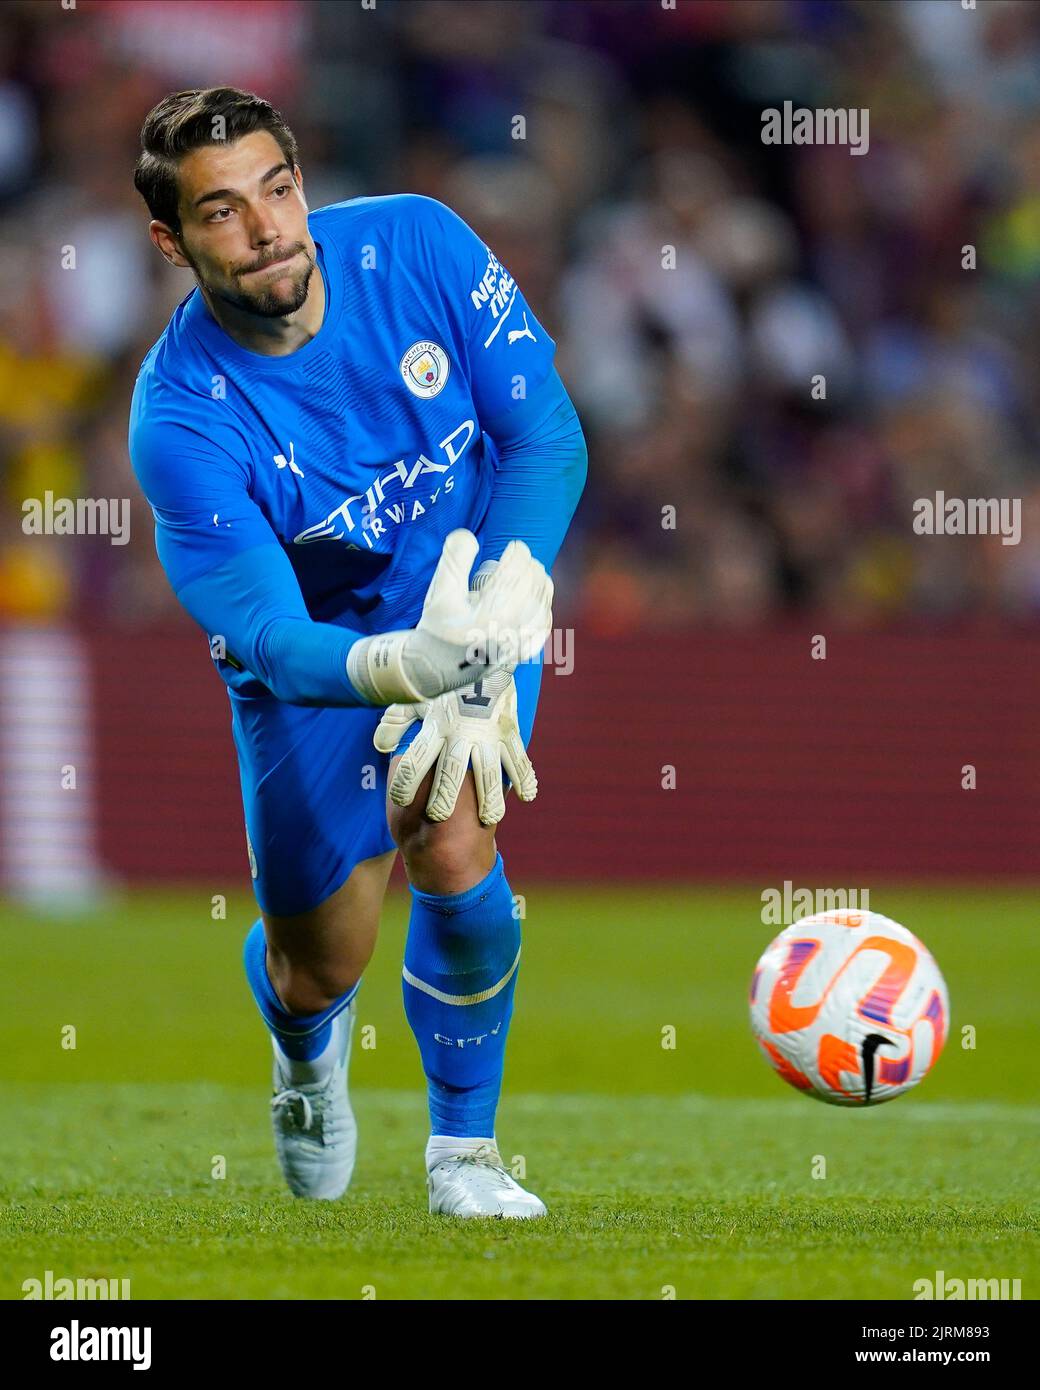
155, 129, 315, 318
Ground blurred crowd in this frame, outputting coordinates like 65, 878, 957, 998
2, 0, 1040, 637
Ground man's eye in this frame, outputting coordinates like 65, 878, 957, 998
271, 184, 291, 197
208, 207, 233, 222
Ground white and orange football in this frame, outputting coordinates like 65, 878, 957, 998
749, 909, 949, 1106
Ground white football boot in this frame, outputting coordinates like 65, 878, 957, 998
427, 1142, 547, 1219
269, 1003, 357, 1200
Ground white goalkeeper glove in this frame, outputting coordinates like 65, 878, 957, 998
374, 665, 537, 825
373, 554, 546, 824
347, 531, 552, 706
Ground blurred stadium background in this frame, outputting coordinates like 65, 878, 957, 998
0, 0, 1038, 903
3, 0, 1040, 1304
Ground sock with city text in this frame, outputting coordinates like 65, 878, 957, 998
402, 851, 520, 1137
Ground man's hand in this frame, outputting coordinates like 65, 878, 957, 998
374, 666, 537, 825
347, 530, 552, 705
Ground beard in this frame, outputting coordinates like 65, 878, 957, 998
192, 243, 316, 319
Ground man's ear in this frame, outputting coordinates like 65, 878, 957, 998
293, 163, 307, 208
149, 220, 191, 270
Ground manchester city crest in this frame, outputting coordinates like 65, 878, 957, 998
400, 340, 450, 398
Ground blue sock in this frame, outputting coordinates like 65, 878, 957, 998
243, 918, 359, 1062
402, 851, 521, 1137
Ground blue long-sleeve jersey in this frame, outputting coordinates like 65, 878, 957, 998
128, 194, 587, 705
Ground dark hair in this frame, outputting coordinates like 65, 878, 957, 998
133, 87, 299, 233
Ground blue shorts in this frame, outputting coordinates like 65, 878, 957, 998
230, 655, 544, 917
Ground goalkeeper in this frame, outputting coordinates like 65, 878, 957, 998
128, 88, 587, 1218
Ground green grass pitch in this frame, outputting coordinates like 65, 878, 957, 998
1, 884, 1037, 1300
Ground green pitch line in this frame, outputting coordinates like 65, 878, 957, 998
1, 886, 1036, 1299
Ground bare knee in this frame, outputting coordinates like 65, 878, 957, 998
388, 766, 496, 895
398, 823, 495, 894
266, 951, 360, 1017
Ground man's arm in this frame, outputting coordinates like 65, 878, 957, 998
130, 416, 551, 707
174, 541, 371, 706
477, 365, 588, 576
175, 531, 551, 708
